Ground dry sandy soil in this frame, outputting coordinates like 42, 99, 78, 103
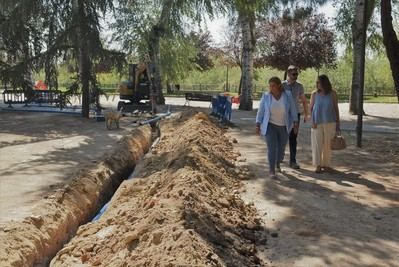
0, 111, 149, 223
50, 112, 267, 267
0, 122, 152, 266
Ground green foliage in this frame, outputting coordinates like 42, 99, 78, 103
1, 0, 125, 92
333, 0, 392, 52
113, 0, 226, 56
160, 37, 198, 83
188, 31, 215, 71
180, 53, 395, 98
256, 13, 337, 71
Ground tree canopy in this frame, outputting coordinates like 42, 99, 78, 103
256, 12, 337, 71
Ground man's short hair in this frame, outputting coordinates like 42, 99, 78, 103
287, 65, 298, 71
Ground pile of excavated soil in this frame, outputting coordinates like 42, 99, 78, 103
0, 126, 152, 267
51, 112, 267, 267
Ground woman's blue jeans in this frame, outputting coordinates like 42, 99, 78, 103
265, 123, 289, 173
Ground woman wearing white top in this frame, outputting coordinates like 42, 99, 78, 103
256, 77, 299, 178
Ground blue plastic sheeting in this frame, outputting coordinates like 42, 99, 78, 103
91, 111, 170, 222
211, 95, 232, 121
91, 166, 141, 222
139, 111, 172, 126
1, 105, 94, 115
92, 202, 110, 222
91, 164, 143, 222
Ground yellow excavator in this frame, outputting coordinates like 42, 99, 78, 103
117, 63, 151, 111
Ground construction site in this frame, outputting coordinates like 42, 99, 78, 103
1, 97, 398, 266
1, 1, 399, 266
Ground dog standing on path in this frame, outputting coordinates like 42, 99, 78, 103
104, 108, 123, 130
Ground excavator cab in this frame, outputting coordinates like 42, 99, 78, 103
118, 63, 151, 111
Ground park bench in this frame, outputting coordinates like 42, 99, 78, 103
184, 92, 213, 106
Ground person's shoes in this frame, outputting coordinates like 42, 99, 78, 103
276, 164, 282, 173
322, 166, 334, 172
290, 162, 300, 169
315, 166, 322, 173
269, 171, 278, 179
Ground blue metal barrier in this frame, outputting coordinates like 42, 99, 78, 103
211, 95, 232, 121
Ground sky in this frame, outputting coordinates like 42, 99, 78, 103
103, 2, 338, 51
205, 2, 337, 45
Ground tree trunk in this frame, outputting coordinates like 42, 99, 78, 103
238, 74, 242, 95
80, 49, 91, 118
354, 0, 368, 148
381, 0, 399, 103
350, 0, 376, 114
166, 81, 172, 93
73, 0, 91, 118
147, 0, 173, 105
148, 32, 165, 105
45, 19, 58, 91
239, 12, 254, 111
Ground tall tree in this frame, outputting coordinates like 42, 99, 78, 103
72, 0, 92, 117
146, 0, 173, 104
256, 12, 337, 71
114, 0, 225, 105
350, 0, 377, 114
236, 1, 257, 110
231, 0, 328, 111
0, 1, 45, 89
381, 0, 399, 102
350, 0, 368, 147
1, 0, 124, 117
65, 0, 124, 117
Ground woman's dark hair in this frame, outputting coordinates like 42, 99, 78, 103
269, 76, 282, 86
318, 74, 332, 94
268, 76, 283, 92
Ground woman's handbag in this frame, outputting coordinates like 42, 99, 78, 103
331, 131, 346, 150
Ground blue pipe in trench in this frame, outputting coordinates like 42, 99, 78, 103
91, 111, 171, 222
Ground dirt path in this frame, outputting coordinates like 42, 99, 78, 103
228, 109, 399, 267
0, 111, 140, 223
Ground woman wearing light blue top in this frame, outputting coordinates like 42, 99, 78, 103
256, 77, 299, 178
310, 75, 340, 173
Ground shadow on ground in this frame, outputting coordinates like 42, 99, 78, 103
229, 108, 399, 267
0, 110, 138, 221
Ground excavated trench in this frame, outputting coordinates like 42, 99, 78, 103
1, 111, 269, 267
0, 124, 155, 267
49, 112, 268, 267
